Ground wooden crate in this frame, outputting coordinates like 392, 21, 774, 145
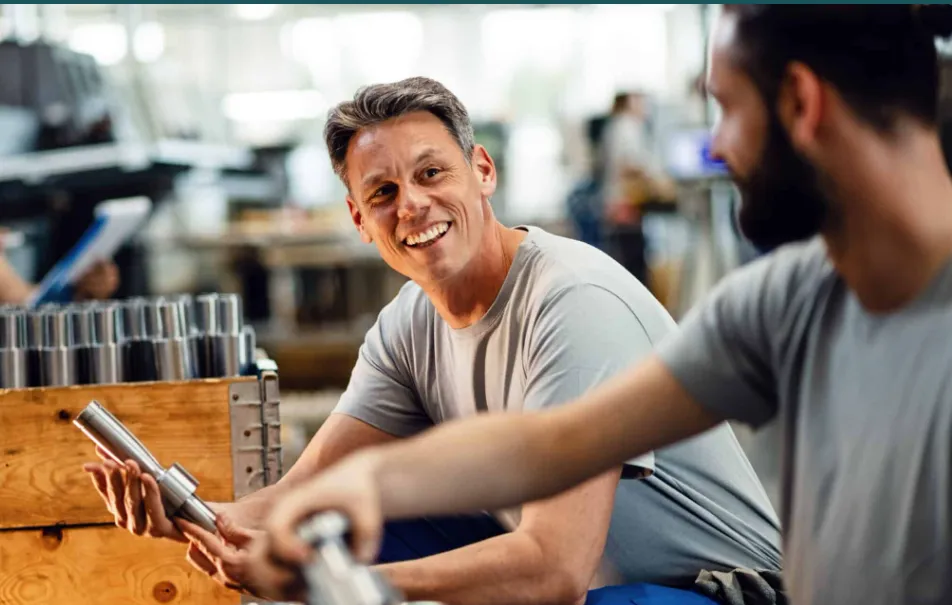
0, 372, 282, 605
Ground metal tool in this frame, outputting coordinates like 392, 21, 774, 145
88, 303, 124, 384
39, 306, 76, 386
210, 294, 242, 377
0, 308, 27, 388
151, 298, 195, 381
298, 512, 403, 605
194, 293, 218, 378
122, 298, 156, 382
70, 303, 95, 384
25, 310, 44, 387
74, 400, 217, 534
240, 324, 256, 375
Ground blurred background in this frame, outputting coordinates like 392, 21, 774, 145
0, 4, 799, 501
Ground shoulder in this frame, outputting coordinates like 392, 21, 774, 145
516, 227, 677, 344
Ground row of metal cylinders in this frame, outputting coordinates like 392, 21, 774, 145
0, 293, 256, 388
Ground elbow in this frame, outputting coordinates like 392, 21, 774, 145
541, 565, 591, 605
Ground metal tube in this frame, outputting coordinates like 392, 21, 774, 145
73, 401, 218, 534
240, 324, 256, 375
25, 311, 43, 387
88, 303, 124, 384
39, 307, 76, 386
0, 308, 27, 388
122, 298, 156, 382
210, 333, 242, 377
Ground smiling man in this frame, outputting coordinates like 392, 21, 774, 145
84, 77, 781, 605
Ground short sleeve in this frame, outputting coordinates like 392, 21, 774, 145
655, 257, 784, 428
524, 284, 658, 473
333, 311, 434, 438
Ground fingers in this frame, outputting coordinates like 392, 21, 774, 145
244, 534, 307, 602
346, 500, 384, 564
216, 512, 255, 548
177, 518, 227, 559
141, 473, 185, 542
103, 461, 128, 528
186, 541, 220, 578
124, 461, 145, 535
84, 464, 113, 511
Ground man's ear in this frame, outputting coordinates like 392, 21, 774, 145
471, 144, 497, 198
347, 197, 373, 244
777, 61, 823, 151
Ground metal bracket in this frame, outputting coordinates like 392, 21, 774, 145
259, 369, 283, 486
228, 380, 267, 500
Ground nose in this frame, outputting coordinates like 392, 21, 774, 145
396, 183, 430, 221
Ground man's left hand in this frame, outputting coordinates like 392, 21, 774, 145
176, 515, 270, 597
75, 259, 119, 300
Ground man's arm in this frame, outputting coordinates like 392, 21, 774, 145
378, 470, 620, 605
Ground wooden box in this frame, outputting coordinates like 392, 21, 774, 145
0, 372, 282, 605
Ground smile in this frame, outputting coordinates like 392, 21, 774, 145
404, 221, 451, 248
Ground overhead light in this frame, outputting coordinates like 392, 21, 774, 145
234, 4, 278, 21
133, 22, 165, 63
222, 90, 326, 122
69, 23, 127, 65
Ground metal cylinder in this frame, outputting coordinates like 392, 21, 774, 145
299, 512, 403, 605
217, 294, 242, 336
210, 333, 242, 377
39, 307, 75, 387
154, 337, 194, 381
0, 348, 27, 388
87, 303, 124, 384
173, 294, 196, 335
240, 325, 256, 375
122, 298, 156, 382
73, 401, 218, 534
195, 294, 219, 335
0, 309, 25, 349
25, 311, 43, 387
70, 305, 94, 385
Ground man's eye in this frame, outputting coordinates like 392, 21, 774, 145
372, 184, 396, 199
424, 168, 441, 179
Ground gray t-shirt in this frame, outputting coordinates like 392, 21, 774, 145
336, 226, 781, 586
657, 237, 952, 605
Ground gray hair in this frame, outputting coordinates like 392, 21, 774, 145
323, 77, 475, 185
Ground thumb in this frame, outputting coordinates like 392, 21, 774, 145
216, 511, 255, 548
346, 501, 384, 565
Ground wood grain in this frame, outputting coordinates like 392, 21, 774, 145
0, 525, 239, 605
0, 379, 252, 529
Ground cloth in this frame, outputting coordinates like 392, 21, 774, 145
657, 236, 952, 605
693, 569, 787, 605
378, 514, 719, 605
336, 226, 781, 585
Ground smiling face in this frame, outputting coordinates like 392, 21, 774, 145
344, 111, 498, 286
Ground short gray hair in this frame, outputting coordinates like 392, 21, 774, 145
323, 77, 475, 184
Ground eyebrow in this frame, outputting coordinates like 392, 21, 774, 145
359, 148, 443, 191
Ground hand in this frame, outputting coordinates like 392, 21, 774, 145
243, 453, 385, 599
75, 259, 119, 300
177, 515, 269, 597
83, 447, 186, 542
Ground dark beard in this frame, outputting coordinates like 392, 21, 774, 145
733, 116, 831, 252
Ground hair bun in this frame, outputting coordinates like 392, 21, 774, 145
917, 4, 952, 38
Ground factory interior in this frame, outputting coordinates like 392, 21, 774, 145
3, 4, 952, 605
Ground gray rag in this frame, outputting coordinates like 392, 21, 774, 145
693, 568, 788, 605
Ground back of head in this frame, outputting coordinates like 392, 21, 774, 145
723, 4, 952, 131
323, 76, 475, 184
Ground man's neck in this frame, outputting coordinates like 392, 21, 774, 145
424, 223, 527, 329
823, 132, 952, 313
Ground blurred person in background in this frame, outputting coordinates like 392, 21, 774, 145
601, 92, 676, 285
85, 76, 782, 605
248, 6, 952, 605
0, 232, 118, 303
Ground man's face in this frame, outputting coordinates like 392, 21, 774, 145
707, 14, 831, 251
344, 111, 497, 285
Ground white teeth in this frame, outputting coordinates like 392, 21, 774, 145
405, 222, 450, 246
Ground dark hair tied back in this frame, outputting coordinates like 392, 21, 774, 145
916, 4, 952, 39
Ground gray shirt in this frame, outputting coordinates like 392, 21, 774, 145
657, 237, 952, 605
336, 226, 781, 586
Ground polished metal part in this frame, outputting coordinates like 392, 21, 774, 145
195, 293, 219, 334
71, 304, 95, 384
210, 333, 242, 377
0, 308, 27, 388
88, 303, 124, 384
299, 512, 403, 605
240, 325, 256, 375
73, 401, 217, 534
122, 298, 156, 382
39, 307, 76, 386
151, 299, 195, 380
25, 310, 43, 387
218, 294, 242, 336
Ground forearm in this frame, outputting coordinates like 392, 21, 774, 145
371, 357, 719, 520
377, 532, 583, 605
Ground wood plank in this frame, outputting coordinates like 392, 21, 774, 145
0, 525, 239, 605
0, 379, 252, 529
